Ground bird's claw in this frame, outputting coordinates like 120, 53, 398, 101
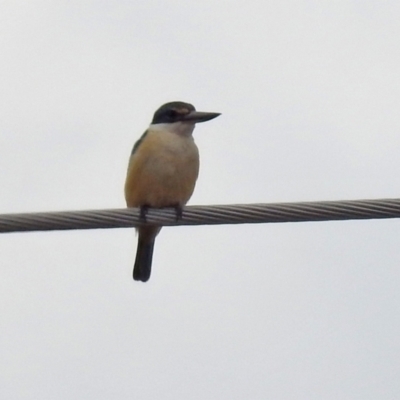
173, 204, 183, 222
139, 205, 150, 222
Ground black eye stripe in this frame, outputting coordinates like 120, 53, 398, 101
151, 102, 196, 124
167, 109, 178, 118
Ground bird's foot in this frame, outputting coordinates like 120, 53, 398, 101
172, 204, 183, 222
139, 205, 150, 222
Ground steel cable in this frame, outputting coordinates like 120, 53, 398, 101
1, 197, 400, 233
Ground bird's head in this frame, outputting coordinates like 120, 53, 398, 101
150, 101, 220, 136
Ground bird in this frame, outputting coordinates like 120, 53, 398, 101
124, 101, 220, 282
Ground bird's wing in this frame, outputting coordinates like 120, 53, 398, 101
127, 130, 148, 171
131, 130, 148, 156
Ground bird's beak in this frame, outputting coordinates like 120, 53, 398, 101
181, 111, 221, 123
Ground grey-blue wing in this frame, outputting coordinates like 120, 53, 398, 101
131, 130, 149, 156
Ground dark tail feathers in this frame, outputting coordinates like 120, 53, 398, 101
133, 236, 155, 282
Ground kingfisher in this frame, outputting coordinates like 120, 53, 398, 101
124, 101, 220, 282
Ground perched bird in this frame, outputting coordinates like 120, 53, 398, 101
124, 101, 220, 282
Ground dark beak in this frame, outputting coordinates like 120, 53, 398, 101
181, 111, 221, 123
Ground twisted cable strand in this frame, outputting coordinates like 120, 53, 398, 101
1, 198, 400, 233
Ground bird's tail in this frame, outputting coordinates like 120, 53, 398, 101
133, 227, 160, 282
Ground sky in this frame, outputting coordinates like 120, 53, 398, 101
1, 1, 400, 399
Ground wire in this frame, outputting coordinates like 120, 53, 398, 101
1, 197, 400, 233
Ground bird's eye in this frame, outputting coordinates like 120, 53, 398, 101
167, 109, 178, 119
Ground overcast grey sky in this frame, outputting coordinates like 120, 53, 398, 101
1, 1, 400, 399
